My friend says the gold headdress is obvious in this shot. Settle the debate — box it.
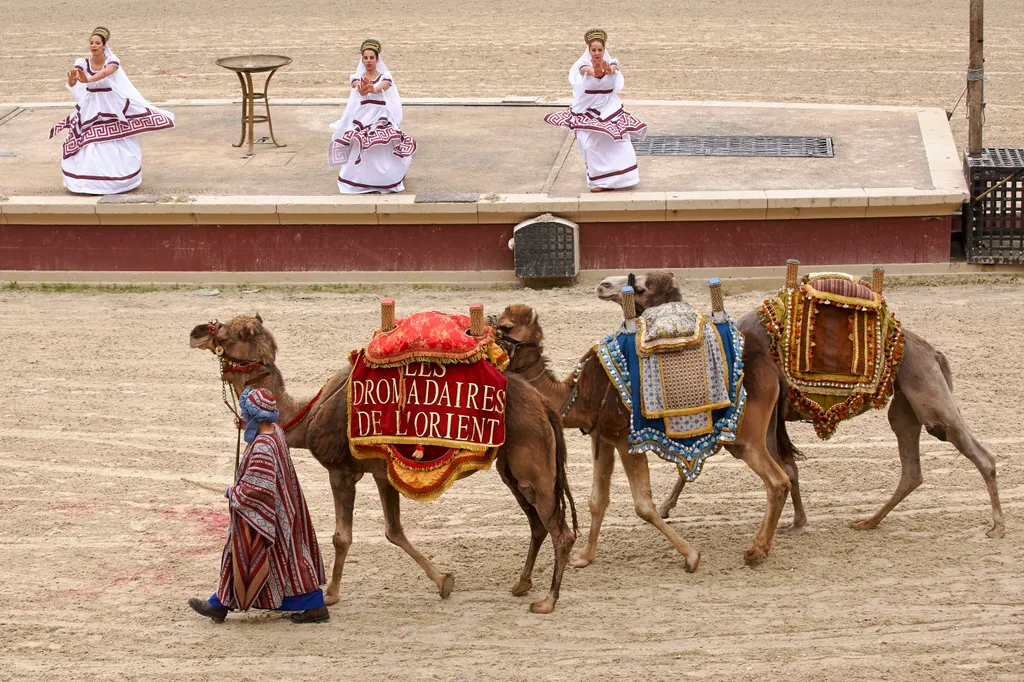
[360,39,382,55]
[584,29,607,44]
[91,26,111,42]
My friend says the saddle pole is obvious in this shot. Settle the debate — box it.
[785,259,800,289]
[620,285,637,332]
[381,298,397,332]
[871,267,885,294]
[469,303,485,336]
[708,277,727,322]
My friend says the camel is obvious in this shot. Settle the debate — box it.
[189,313,578,613]
[597,271,1004,540]
[496,272,792,569]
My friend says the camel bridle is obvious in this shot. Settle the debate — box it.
[495,331,544,378]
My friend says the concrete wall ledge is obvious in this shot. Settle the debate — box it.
[2,262,1020,290]
[0,188,966,226]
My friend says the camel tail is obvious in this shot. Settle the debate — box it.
[935,349,955,392]
[546,404,578,535]
[776,416,804,462]
[775,391,805,462]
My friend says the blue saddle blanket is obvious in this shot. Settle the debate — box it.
[595,319,746,481]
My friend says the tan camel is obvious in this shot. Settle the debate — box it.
[598,272,1005,540]
[496,275,792,569]
[189,313,578,613]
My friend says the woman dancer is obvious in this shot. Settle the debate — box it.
[544,29,647,192]
[49,27,175,194]
[329,39,417,194]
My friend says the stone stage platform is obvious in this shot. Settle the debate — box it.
[0,98,969,280]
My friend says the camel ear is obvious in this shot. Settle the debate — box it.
[255,312,263,324]
[528,309,537,326]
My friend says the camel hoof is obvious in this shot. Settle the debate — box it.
[684,551,701,573]
[849,517,879,531]
[744,546,768,565]
[657,505,672,520]
[439,573,455,599]
[776,522,807,537]
[323,593,340,606]
[511,578,532,596]
[987,524,1006,539]
[569,555,593,569]
[529,598,556,614]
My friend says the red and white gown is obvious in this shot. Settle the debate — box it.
[544,54,647,190]
[329,69,417,194]
[49,51,174,194]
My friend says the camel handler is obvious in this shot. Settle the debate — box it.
[188,387,329,624]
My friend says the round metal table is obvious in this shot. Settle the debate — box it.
[215,55,292,156]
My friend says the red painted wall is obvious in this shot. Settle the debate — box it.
[578,216,952,269]
[0,216,950,272]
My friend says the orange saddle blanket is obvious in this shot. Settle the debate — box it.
[758,274,905,439]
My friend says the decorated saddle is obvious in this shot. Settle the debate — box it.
[758,264,904,439]
[347,305,510,501]
[597,296,747,481]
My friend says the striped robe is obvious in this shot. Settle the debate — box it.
[216,425,325,611]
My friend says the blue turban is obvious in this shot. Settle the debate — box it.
[238,387,280,443]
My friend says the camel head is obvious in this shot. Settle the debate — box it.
[596,271,682,313]
[494,304,545,373]
[189,313,278,394]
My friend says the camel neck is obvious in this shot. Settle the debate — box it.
[519,357,580,426]
[249,368,312,450]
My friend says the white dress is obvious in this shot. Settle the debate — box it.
[50,51,174,194]
[329,72,417,194]
[544,53,647,190]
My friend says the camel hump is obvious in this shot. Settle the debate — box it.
[809,276,875,302]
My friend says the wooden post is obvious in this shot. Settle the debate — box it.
[381,298,396,332]
[968,0,984,157]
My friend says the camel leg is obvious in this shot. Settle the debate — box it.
[324,466,361,606]
[771,404,807,536]
[945,422,1005,538]
[496,458,548,596]
[502,457,575,614]
[374,476,456,598]
[776,453,807,536]
[729,441,791,565]
[618,448,701,572]
[860,378,1004,538]
[657,477,685,519]
[570,435,615,568]
[850,391,922,531]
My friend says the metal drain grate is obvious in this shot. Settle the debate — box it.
[966,147,1024,169]
[632,136,834,158]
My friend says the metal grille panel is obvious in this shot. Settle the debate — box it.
[632,135,834,158]
[964,148,1024,264]
[513,221,578,279]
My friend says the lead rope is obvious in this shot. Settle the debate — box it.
[218,355,243,474]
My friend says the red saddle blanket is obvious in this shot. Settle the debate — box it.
[347,311,509,501]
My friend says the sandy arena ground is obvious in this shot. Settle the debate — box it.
[0,281,1022,680]
[2,1,1023,151]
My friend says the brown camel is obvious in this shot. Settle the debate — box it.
[496,275,792,569]
[189,313,578,613]
[597,272,1005,540]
